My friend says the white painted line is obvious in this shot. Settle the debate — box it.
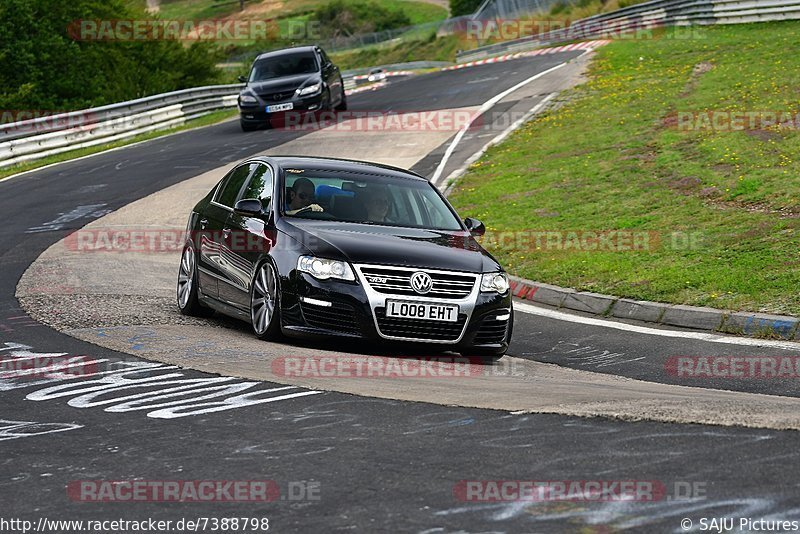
[0,115,238,186]
[430,61,568,186]
[514,301,800,350]
[437,45,599,194]
[442,93,557,195]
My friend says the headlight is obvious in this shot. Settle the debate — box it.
[296,83,322,96]
[297,255,355,281]
[239,94,257,105]
[480,272,509,294]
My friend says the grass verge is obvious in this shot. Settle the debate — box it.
[331,33,463,70]
[0,109,237,182]
[447,22,800,315]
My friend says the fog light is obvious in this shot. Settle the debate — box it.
[301,297,332,307]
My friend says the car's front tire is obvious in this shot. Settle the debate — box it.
[177,242,213,317]
[240,120,259,132]
[250,260,282,340]
[321,89,333,112]
[335,88,347,111]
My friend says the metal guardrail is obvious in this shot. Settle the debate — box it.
[0,60,453,171]
[456,0,800,61]
[0,84,243,170]
[342,61,453,78]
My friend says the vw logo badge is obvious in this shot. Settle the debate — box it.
[273,93,283,101]
[410,272,433,294]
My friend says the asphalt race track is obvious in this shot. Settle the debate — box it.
[3,51,800,532]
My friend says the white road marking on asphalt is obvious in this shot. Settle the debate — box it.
[25,204,109,233]
[442,93,557,195]
[0,115,239,185]
[514,301,800,350]
[467,76,500,84]
[431,61,567,186]
[0,342,325,418]
[0,419,84,441]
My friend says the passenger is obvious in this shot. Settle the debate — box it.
[285,178,323,215]
[363,186,392,223]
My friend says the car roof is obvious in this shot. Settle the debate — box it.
[248,156,428,182]
[255,46,319,61]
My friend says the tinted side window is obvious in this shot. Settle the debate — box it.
[240,164,274,211]
[215,164,256,207]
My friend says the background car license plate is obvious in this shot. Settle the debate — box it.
[266,102,293,113]
[386,300,459,322]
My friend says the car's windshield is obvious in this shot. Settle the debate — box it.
[249,52,318,82]
[281,169,463,231]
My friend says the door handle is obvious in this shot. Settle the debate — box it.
[222,228,231,236]
[200,218,208,228]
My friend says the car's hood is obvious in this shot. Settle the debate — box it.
[281,220,501,273]
[246,74,317,96]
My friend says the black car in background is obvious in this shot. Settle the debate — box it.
[237,46,347,131]
[177,156,512,357]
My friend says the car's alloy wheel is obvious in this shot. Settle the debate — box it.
[177,243,212,316]
[251,261,281,339]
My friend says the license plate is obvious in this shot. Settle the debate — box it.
[266,102,293,113]
[386,300,459,322]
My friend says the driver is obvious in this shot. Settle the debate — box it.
[285,178,323,215]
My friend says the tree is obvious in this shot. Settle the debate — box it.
[0,0,221,112]
[450,0,484,17]
[313,0,412,38]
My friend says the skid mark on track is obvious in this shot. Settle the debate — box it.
[523,340,645,369]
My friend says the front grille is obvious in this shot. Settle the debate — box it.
[474,316,509,345]
[375,307,466,341]
[301,301,359,335]
[360,267,476,299]
[256,91,291,101]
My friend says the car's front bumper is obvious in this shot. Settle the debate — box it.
[279,265,512,355]
[239,92,326,126]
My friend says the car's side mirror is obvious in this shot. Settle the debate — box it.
[234,198,263,217]
[464,217,485,236]
[237,75,247,83]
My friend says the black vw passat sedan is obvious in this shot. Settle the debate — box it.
[177,156,512,357]
[237,45,346,131]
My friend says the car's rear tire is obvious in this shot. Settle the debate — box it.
[177,243,213,317]
[250,260,282,340]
